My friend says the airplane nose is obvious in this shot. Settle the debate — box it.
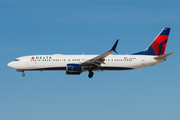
[7,62,14,68]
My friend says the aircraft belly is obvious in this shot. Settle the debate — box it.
[101,60,142,70]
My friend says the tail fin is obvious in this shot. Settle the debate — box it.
[133,28,170,56]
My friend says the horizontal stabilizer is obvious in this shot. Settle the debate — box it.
[154,52,174,60]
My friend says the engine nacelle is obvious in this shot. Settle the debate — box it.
[66,64,82,75]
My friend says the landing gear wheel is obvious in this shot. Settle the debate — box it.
[22,73,25,77]
[88,71,94,78]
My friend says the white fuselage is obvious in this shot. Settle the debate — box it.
[7,54,163,72]
[7,28,172,78]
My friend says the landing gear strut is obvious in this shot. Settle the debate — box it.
[22,71,25,77]
[88,71,94,78]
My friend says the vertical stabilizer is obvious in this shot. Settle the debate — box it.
[133,28,170,56]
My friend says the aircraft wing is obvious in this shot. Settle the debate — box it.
[81,40,119,68]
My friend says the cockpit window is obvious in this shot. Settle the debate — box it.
[14,59,20,61]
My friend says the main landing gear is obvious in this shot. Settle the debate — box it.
[88,71,94,78]
[88,66,94,78]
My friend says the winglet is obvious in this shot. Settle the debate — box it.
[111,39,119,54]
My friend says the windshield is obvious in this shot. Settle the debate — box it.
[14,59,20,61]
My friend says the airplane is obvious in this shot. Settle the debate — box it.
[7,28,173,78]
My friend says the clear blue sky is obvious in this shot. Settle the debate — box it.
[1,0,180,120]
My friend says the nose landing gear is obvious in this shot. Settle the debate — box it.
[22,71,25,77]
[17,69,25,77]
[22,73,25,77]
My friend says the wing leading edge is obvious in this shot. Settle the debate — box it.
[81,40,119,68]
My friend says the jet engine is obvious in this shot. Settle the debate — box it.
[66,64,82,75]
